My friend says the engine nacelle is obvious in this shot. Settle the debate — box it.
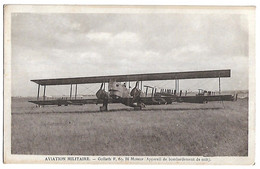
[130,87,141,98]
[96,89,108,100]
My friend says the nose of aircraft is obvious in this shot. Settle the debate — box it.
[108,81,118,91]
[108,81,123,99]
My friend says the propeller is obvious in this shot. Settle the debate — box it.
[135,81,139,88]
[100,83,104,89]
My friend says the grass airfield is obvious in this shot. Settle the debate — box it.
[11,97,248,156]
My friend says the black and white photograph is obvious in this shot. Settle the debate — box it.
[3,5,255,164]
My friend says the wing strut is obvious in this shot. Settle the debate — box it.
[37,84,40,100]
[219,75,221,94]
[175,79,180,94]
[43,85,46,101]
[75,84,78,99]
[70,84,73,99]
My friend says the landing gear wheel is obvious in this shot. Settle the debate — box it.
[133,102,145,110]
[100,106,108,112]
[134,107,142,110]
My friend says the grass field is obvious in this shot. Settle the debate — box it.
[11,97,248,156]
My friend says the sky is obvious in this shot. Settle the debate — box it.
[11,12,249,97]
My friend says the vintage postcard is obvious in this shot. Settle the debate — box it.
[3,5,255,164]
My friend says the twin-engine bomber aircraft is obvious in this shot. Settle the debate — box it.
[29,69,235,111]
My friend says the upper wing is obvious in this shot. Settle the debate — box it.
[31,69,231,86]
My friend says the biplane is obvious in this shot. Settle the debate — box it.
[29,69,235,111]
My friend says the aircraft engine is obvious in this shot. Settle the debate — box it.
[96,89,108,100]
[96,83,108,100]
[130,81,141,98]
[130,87,141,98]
